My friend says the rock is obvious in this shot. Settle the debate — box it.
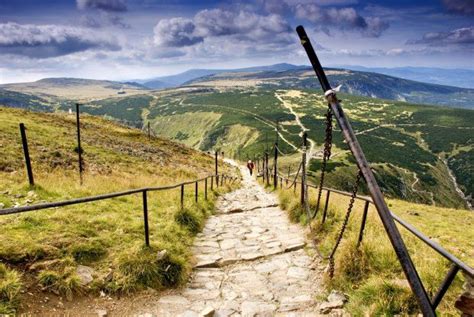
[284,241,306,252]
[327,290,347,304]
[157,249,168,261]
[319,291,347,313]
[199,307,215,317]
[136,313,155,317]
[287,267,310,280]
[241,301,276,317]
[96,309,107,317]
[76,265,95,285]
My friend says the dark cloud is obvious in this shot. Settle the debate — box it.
[153,18,204,47]
[294,3,389,37]
[153,9,292,48]
[76,0,127,12]
[0,22,121,58]
[80,13,130,29]
[408,26,474,46]
[442,0,474,15]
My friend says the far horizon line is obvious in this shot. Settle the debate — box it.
[1,62,474,86]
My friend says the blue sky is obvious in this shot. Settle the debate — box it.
[0,0,472,83]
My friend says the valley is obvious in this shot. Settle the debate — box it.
[0,65,472,209]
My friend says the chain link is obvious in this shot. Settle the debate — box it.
[313,107,333,219]
[328,169,363,278]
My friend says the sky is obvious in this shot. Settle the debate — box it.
[0,0,473,83]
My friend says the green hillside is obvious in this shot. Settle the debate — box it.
[140,88,472,209]
[0,107,237,313]
[1,82,472,209]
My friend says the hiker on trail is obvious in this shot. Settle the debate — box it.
[247,160,255,176]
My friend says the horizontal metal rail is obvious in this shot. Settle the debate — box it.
[276,173,473,278]
[0,174,234,216]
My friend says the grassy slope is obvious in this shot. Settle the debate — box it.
[272,182,473,316]
[0,106,238,313]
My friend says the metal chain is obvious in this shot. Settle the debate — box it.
[313,107,333,219]
[328,169,363,278]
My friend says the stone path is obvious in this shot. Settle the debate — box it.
[145,165,325,316]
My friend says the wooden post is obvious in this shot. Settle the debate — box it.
[19,123,34,186]
[75,103,83,185]
[195,181,198,203]
[357,201,370,247]
[180,184,184,209]
[273,142,278,189]
[265,152,270,187]
[322,190,331,224]
[215,151,219,187]
[301,132,307,206]
[143,190,150,247]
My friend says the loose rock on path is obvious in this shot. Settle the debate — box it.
[138,164,327,316]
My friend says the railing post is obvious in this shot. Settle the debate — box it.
[180,184,184,209]
[274,142,278,189]
[75,103,83,185]
[195,181,198,203]
[215,151,219,187]
[301,132,307,206]
[19,123,34,186]
[322,190,331,224]
[265,152,269,187]
[142,190,149,247]
[357,201,370,247]
[205,178,208,200]
[432,264,459,309]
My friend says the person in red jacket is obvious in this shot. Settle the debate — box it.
[247,160,255,176]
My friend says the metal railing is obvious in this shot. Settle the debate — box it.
[0,174,238,246]
[268,172,473,311]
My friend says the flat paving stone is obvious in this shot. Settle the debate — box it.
[141,163,324,315]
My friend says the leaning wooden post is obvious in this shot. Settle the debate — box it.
[75,103,84,185]
[297,25,434,316]
[19,123,34,186]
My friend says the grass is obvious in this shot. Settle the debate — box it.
[0,106,240,313]
[0,263,22,314]
[268,180,473,316]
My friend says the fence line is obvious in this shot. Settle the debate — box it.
[0,173,237,247]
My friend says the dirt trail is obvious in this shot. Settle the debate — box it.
[275,91,316,163]
[132,162,325,316]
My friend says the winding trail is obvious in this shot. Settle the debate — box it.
[275,92,317,163]
[136,163,325,316]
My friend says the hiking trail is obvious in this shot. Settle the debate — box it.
[134,162,326,316]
